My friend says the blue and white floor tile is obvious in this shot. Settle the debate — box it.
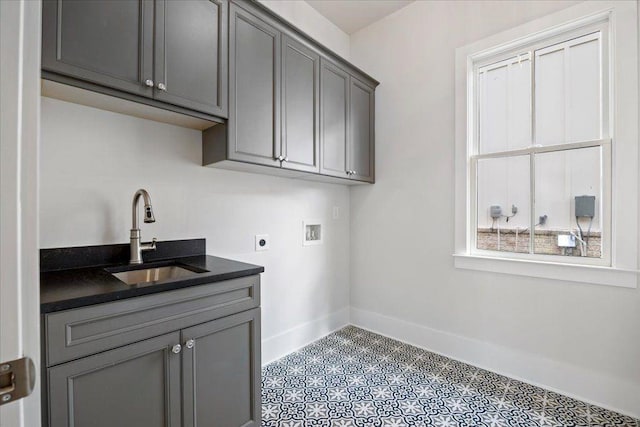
[262,326,638,427]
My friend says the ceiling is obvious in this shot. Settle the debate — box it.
[305,0,414,35]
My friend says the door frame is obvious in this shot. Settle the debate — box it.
[0,0,42,425]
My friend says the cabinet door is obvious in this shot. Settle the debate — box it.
[182,308,261,427]
[319,58,350,178]
[281,35,320,173]
[48,332,181,427]
[229,4,280,167]
[42,0,154,97]
[349,77,375,182]
[154,0,228,117]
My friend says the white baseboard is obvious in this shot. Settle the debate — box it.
[262,307,350,366]
[350,306,640,419]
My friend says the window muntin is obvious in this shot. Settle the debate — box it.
[470,25,609,264]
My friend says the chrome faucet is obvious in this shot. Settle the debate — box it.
[130,189,157,264]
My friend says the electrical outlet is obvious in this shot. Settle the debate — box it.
[255,234,269,251]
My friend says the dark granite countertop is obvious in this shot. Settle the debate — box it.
[40,239,264,313]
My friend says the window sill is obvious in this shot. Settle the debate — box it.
[453,254,637,288]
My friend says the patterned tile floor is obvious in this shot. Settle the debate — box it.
[261,326,639,427]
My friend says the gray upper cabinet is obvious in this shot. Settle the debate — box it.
[319,59,375,183]
[42,0,377,183]
[281,35,320,173]
[182,309,261,427]
[319,58,350,179]
[204,1,377,185]
[154,0,228,116]
[349,77,375,183]
[42,0,228,118]
[48,332,182,427]
[217,6,324,173]
[228,3,280,167]
[42,0,154,97]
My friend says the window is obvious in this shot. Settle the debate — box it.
[454,1,639,287]
[473,26,609,265]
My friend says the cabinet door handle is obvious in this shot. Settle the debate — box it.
[157,83,167,91]
[185,339,195,349]
[144,79,154,87]
[171,344,182,354]
[352,170,357,176]
[283,157,289,162]
[346,170,351,176]
[276,155,284,162]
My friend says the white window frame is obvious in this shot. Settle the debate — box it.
[454,1,638,288]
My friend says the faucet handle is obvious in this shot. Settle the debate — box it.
[141,238,157,252]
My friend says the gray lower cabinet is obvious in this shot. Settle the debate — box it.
[182,309,261,427]
[43,277,261,427]
[42,0,228,118]
[48,332,182,427]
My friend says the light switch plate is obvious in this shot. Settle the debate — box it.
[332,206,340,220]
[255,234,269,251]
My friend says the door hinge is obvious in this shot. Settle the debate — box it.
[0,357,35,406]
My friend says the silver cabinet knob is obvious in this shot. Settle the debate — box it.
[276,155,284,162]
[144,79,154,87]
[352,170,357,175]
[346,170,351,175]
[283,157,289,162]
[157,83,167,91]
[171,344,182,354]
[185,339,195,349]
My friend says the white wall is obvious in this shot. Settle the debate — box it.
[259,0,350,59]
[39,2,352,364]
[349,0,640,417]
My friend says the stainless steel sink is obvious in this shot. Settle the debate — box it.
[111,265,201,285]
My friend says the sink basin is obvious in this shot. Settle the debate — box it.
[108,263,206,285]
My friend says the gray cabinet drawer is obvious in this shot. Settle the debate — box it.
[45,275,259,366]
